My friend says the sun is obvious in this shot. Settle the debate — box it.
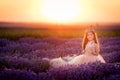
[41,0,82,23]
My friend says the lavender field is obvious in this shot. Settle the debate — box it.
[0,36,120,80]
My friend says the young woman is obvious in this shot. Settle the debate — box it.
[44,27,106,68]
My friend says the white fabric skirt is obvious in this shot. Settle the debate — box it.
[49,54,105,68]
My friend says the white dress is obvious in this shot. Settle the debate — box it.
[49,41,106,68]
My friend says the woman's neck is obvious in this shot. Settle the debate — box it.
[88,40,94,42]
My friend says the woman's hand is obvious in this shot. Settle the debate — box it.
[81,50,85,54]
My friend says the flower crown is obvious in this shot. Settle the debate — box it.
[85,25,95,33]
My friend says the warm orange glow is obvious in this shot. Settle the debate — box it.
[41,0,82,23]
[0,0,120,24]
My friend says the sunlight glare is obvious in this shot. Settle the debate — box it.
[41,0,83,23]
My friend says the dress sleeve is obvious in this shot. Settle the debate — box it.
[91,44,99,56]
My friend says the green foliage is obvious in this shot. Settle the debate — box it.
[0,29,120,40]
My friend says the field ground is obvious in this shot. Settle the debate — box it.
[0,28,120,40]
[0,24,120,80]
[0,36,120,80]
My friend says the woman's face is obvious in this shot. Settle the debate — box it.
[87,31,94,41]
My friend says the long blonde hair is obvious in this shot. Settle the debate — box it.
[82,30,100,52]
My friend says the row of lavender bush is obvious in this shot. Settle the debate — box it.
[0,37,120,80]
[0,61,120,80]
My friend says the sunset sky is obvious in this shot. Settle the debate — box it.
[0,0,120,24]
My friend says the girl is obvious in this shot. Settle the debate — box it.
[44,27,106,68]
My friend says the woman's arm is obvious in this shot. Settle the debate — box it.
[91,44,99,56]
